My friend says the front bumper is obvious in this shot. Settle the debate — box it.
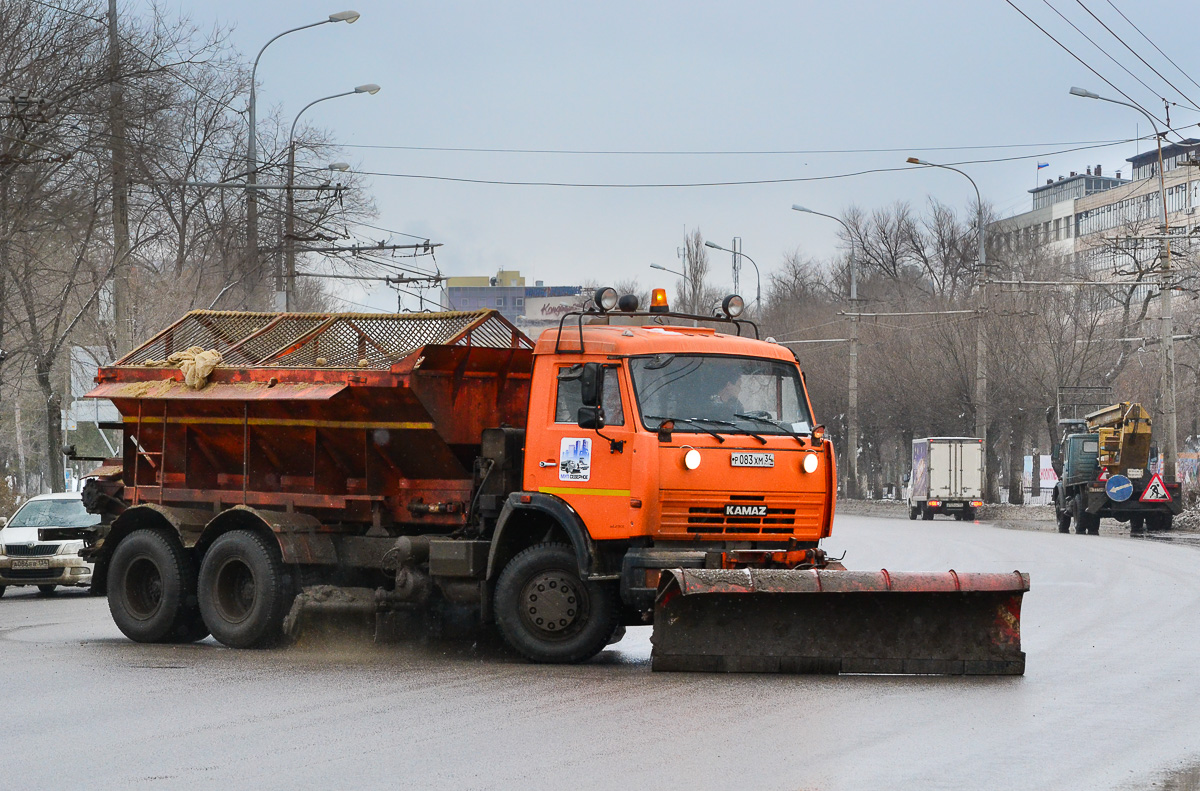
[0,555,93,587]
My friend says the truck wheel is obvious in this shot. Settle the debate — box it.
[0,585,6,598]
[953,513,962,521]
[198,530,292,649]
[1129,516,1145,533]
[1056,510,1071,533]
[921,508,934,521]
[494,543,619,664]
[908,506,918,521]
[107,528,200,643]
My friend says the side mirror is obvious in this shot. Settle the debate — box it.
[579,362,605,407]
[577,406,606,430]
[902,473,911,484]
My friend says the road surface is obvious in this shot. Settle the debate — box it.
[3,514,1199,790]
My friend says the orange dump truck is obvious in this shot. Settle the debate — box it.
[78,291,1029,673]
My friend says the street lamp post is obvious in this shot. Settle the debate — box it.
[247,10,360,297]
[284,84,380,310]
[1069,86,1178,482]
[650,262,686,278]
[792,204,860,498]
[704,241,761,314]
[906,156,991,499]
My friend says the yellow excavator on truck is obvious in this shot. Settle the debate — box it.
[1048,386,1181,534]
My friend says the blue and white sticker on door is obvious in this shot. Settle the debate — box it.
[560,437,592,481]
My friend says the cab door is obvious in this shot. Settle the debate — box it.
[524,362,637,540]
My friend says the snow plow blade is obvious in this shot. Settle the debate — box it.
[650,569,1029,675]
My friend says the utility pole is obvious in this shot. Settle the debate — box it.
[107,0,132,353]
[904,158,991,499]
[1069,86,1178,481]
[731,236,741,296]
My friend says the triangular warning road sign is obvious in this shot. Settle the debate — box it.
[1139,473,1172,502]
[1096,468,1109,482]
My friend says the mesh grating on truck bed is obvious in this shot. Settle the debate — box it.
[116,310,532,370]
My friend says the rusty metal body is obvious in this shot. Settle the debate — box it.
[651,569,1029,675]
[88,310,532,530]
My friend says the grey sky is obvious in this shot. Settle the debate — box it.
[189,0,1199,309]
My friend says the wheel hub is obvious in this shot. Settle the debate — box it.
[520,571,582,637]
[124,556,163,620]
[214,558,256,624]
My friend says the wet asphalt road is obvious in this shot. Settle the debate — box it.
[4,514,1200,791]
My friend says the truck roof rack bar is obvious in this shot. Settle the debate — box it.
[553,309,759,354]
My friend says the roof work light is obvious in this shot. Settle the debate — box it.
[594,287,619,312]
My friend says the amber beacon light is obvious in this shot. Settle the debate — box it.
[649,288,670,313]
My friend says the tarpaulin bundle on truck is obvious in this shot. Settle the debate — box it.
[651,568,1029,675]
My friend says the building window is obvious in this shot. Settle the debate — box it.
[495,297,505,307]
[514,297,524,307]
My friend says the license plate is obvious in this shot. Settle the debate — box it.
[731,452,774,468]
[12,558,50,570]
[1126,468,1143,478]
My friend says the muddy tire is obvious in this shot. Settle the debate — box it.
[198,530,291,649]
[37,584,57,595]
[921,508,934,521]
[0,585,6,598]
[107,528,201,643]
[494,543,619,664]
[1056,510,1071,533]
[908,506,918,521]
[1129,515,1145,533]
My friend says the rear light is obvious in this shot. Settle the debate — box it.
[519,495,532,504]
[644,568,662,588]
[928,500,941,507]
[970,500,983,507]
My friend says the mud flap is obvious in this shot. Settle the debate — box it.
[650,569,1029,675]
[282,585,378,645]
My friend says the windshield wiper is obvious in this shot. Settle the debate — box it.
[644,415,726,443]
[696,418,768,445]
[734,412,806,444]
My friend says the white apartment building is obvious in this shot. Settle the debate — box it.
[994,140,1200,273]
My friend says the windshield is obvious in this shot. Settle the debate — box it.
[629,354,813,435]
[7,498,99,529]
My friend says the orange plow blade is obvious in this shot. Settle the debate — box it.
[650,569,1029,675]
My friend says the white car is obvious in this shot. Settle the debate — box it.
[0,492,96,596]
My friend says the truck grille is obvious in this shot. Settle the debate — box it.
[660,491,824,538]
[4,544,59,557]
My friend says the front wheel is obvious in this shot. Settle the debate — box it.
[37,584,57,595]
[198,530,291,648]
[494,543,619,664]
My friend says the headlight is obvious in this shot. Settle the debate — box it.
[57,541,85,555]
[684,449,702,470]
[802,453,819,473]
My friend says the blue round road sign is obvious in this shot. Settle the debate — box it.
[1105,474,1133,502]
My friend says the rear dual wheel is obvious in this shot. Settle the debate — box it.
[197,530,292,649]
[921,508,934,521]
[494,543,619,664]
[108,529,209,644]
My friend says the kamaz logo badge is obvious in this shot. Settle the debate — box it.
[725,504,767,517]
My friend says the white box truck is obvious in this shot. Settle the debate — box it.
[907,437,984,521]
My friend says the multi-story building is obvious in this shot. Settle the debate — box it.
[442,269,583,330]
[994,140,1200,272]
